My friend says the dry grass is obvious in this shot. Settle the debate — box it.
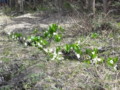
[0,11,120,90]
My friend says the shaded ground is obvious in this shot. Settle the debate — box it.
[0,11,120,90]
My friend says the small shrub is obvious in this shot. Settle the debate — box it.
[106,57,118,70]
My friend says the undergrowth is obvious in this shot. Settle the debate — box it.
[9,24,119,71]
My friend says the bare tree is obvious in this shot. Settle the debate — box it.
[18,0,24,12]
[92,0,96,14]
[85,0,96,14]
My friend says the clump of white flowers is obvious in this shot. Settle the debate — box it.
[77,40,81,45]
[37,42,43,48]
[51,51,64,61]
[113,65,117,71]
[92,57,102,63]
[53,32,57,35]
[107,57,119,70]
[75,53,81,59]
[92,51,95,55]
[44,48,53,53]
[109,59,114,64]
[43,48,64,61]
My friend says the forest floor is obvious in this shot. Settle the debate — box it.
[0,11,120,90]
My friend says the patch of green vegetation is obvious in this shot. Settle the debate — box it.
[91,33,99,38]
[9,24,119,70]
[1,57,10,63]
[9,32,22,40]
[107,57,118,67]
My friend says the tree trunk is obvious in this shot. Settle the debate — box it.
[103,0,108,14]
[93,0,96,14]
[18,0,24,12]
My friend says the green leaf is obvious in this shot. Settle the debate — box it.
[48,34,53,38]
[113,57,119,63]
[93,48,98,54]
[64,44,71,52]
[30,36,41,42]
[86,49,92,54]
[52,24,58,31]
[84,60,91,64]
[48,24,58,34]
[91,54,97,59]
[91,33,99,38]
[85,48,98,59]
[106,57,118,67]
[72,44,81,54]
[40,39,48,46]
[54,34,62,42]
[10,33,23,40]
[16,33,22,37]
[44,31,49,38]
[56,46,61,53]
